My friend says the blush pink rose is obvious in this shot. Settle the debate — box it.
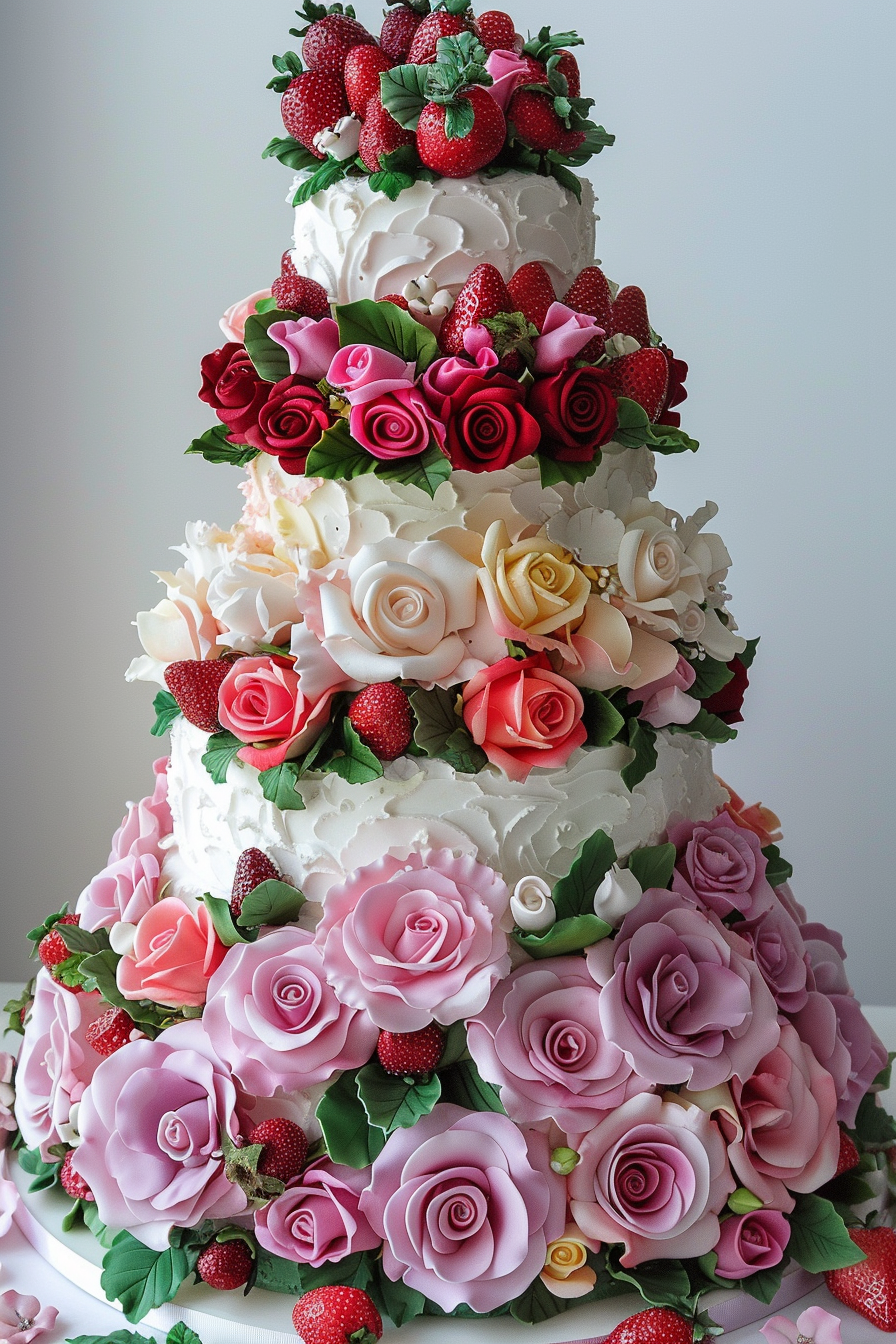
[220,288,273,342]
[484,49,535,112]
[108,757,171,861]
[713,1209,791,1279]
[790,989,888,1129]
[255,1158,381,1266]
[268,315,340,381]
[727,1022,840,1210]
[533,303,604,372]
[328,343,416,403]
[568,1093,735,1267]
[71,1021,248,1250]
[462,653,588,783]
[420,344,499,416]
[466,957,651,1131]
[761,1306,844,1344]
[669,812,777,920]
[76,851,162,932]
[360,1104,566,1313]
[629,654,701,729]
[349,385,444,460]
[315,850,511,1032]
[731,898,810,1015]
[116,899,226,1008]
[15,975,107,1159]
[203,926,379,1095]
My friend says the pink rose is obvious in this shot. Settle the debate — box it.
[466,957,651,1131]
[728,1023,840,1209]
[255,1158,381,1266]
[116,898,226,1008]
[568,1093,735,1267]
[761,1306,844,1344]
[203,926,379,1095]
[108,757,171,860]
[72,1021,248,1249]
[268,315,340,381]
[533,303,604,373]
[76,851,162,932]
[801,922,851,995]
[315,849,511,1032]
[327,344,416,404]
[349,385,444,460]
[0,1053,16,1143]
[219,288,273,343]
[669,812,777,920]
[360,1104,566,1313]
[462,653,588,783]
[790,989,888,1129]
[713,1209,791,1279]
[731,898,810,1014]
[0,1291,59,1344]
[484,48,535,112]
[629,654,701,729]
[421,345,500,416]
[15,975,107,1159]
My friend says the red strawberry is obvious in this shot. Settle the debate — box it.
[825,1226,896,1331]
[85,1006,139,1057]
[605,1308,695,1344]
[38,913,80,970]
[344,45,394,119]
[508,87,585,155]
[507,261,556,332]
[565,266,614,329]
[610,284,652,346]
[380,3,426,64]
[292,1286,383,1344]
[197,1239,254,1291]
[301,13,377,76]
[377,1025,445,1076]
[380,293,411,310]
[247,1118,309,1184]
[281,72,349,157]
[417,85,506,178]
[475,11,517,53]
[555,49,581,96]
[272,253,331,318]
[231,847,281,919]
[358,93,416,173]
[836,1126,861,1176]
[438,262,513,355]
[407,11,473,65]
[605,347,670,422]
[164,659,231,734]
[61,1151,95,1203]
[348,683,414,761]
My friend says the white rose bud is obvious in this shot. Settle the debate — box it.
[109,921,139,957]
[605,333,642,359]
[593,864,643,927]
[313,115,361,162]
[511,876,556,932]
[403,275,455,319]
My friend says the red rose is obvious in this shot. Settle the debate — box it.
[703,654,749,725]
[199,342,270,441]
[659,347,689,428]
[528,364,618,462]
[248,375,334,473]
[443,372,542,472]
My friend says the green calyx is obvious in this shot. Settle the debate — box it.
[480,310,539,365]
[26,904,70,954]
[290,2,357,37]
[550,1147,581,1177]
[381,32,492,138]
[221,1131,285,1203]
[386,0,431,12]
[433,0,474,16]
[347,1330,379,1344]
[728,1186,765,1215]
[522,26,584,64]
[267,50,303,94]
[519,58,595,132]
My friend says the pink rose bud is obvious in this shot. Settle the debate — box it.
[533,303,604,374]
[713,1209,791,1279]
[484,49,535,112]
[327,344,416,405]
[267,316,341,382]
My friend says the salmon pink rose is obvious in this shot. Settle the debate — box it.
[713,1209,791,1279]
[199,342,269,442]
[462,653,587,783]
[720,784,783,847]
[117,899,226,1009]
[349,386,444,460]
[220,288,273,343]
[315,850,511,1032]
[528,364,618,462]
[255,1158,381,1266]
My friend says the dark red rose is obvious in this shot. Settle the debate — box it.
[703,654,749,725]
[528,364,618,462]
[199,343,270,440]
[247,374,333,474]
[443,372,542,472]
[659,347,689,428]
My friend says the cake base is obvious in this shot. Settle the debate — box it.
[8,1153,823,1343]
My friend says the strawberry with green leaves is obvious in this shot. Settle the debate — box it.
[406,0,474,65]
[380,0,431,63]
[292,1287,383,1344]
[507,29,593,156]
[437,262,513,355]
[281,69,350,157]
[292,2,377,75]
[358,94,417,173]
[344,45,394,117]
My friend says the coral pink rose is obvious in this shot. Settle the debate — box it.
[719,783,783,847]
[315,850,511,1032]
[568,1093,735,1267]
[117,899,226,1008]
[349,386,444,460]
[255,1158,381,1266]
[199,342,269,442]
[327,344,416,403]
[442,371,541,472]
[462,653,588,783]
[629,654,700,729]
[713,1209,791,1279]
[533,303,604,372]
[220,288,273,343]
[108,757,171,861]
[268,315,340,381]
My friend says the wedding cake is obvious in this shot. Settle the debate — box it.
[9,2,895,1339]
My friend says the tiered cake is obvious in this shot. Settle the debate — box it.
[8,2,895,1339]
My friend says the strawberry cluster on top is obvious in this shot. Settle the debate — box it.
[264,1,614,202]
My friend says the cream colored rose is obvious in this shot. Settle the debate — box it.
[479,520,591,661]
[207,553,302,651]
[510,876,556,932]
[271,480,350,570]
[593,863,643,927]
[127,567,221,686]
[540,1222,601,1299]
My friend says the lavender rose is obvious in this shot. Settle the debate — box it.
[254,1159,381,1266]
[203,927,379,1096]
[588,888,780,1091]
[76,851,162,932]
[791,990,888,1129]
[568,1093,735,1266]
[669,813,776,919]
[732,898,810,1014]
[713,1209,791,1279]
[466,957,651,1131]
[71,1021,248,1249]
[359,1104,565,1313]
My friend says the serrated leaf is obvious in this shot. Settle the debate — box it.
[669,708,738,745]
[368,170,416,201]
[292,155,350,206]
[581,688,626,747]
[151,689,182,738]
[380,64,429,131]
[202,730,243,785]
[258,759,306,811]
[185,423,259,467]
[611,396,653,449]
[237,878,305,929]
[67,1334,154,1344]
[444,100,476,140]
[356,1063,442,1133]
[787,1194,867,1273]
[201,893,250,949]
[740,636,761,670]
[262,135,320,172]
[621,719,658,790]
[18,1147,61,1192]
[552,827,617,920]
[101,1232,195,1323]
[334,297,440,374]
[515,913,612,958]
[689,655,735,700]
[761,843,794,888]
[538,451,600,488]
[628,843,676,892]
[321,720,385,785]
[317,1070,387,1168]
[305,418,377,483]
[78,950,164,1032]
[243,307,301,382]
[852,1092,896,1148]
[438,1057,505,1114]
[376,444,451,498]
[439,728,488,774]
[57,923,111,957]
[253,1247,306,1294]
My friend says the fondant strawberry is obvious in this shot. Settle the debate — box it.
[605,1308,695,1343]
[605,347,670,422]
[38,913,80,971]
[197,1238,254,1291]
[564,266,613,361]
[60,1151,95,1203]
[825,1226,896,1331]
[555,49,581,97]
[348,683,414,760]
[475,10,517,53]
[358,93,416,173]
[164,659,231,734]
[299,7,377,75]
[292,1286,383,1344]
[407,8,474,65]
[272,252,331,318]
[85,1006,139,1057]
[508,87,585,155]
[247,1118,309,1183]
[417,84,506,178]
[344,45,394,119]
[281,71,350,157]
[377,1024,445,1076]
[836,1126,861,1176]
[611,284,652,346]
[508,261,556,332]
[230,847,281,919]
[380,1,428,64]
[438,263,513,355]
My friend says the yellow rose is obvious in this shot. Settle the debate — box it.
[480,520,591,645]
[540,1222,601,1299]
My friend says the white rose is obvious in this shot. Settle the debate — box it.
[313,115,361,161]
[207,553,302,651]
[593,864,643,926]
[127,566,221,686]
[272,480,350,569]
[510,876,556,932]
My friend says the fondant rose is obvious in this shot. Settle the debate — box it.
[206,553,302,653]
[133,569,221,673]
[588,887,780,1090]
[76,851,162,933]
[327,344,416,403]
[203,927,379,1095]
[220,289,273,343]
[484,48,534,112]
[462,653,588,783]
[359,1104,565,1313]
[720,784,782,847]
[349,387,442,460]
[528,364,618,462]
[568,1093,735,1266]
[713,1209,790,1279]
[801,923,851,995]
[199,342,269,441]
[15,975,107,1159]
[540,1222,602,1299]
[727,1023,840,1209]
[533,303,604,373]
[732,899,810,1014]
[315,850,511,1032]
[254,1158,381,1266]
[116,899,226,1008]
[442,372,541,471]
[467,958,651,1131]
[629,654,700,729]
[704,654,750,725]
[790,990,888,1129]
[71,1022,248,1249]
[268,315,340,380]
[108,758,171,861]
[246,375,333,472]
[478,521,591,652]
[420,345,500,416]
[669,812,776,919]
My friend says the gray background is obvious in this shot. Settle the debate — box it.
[1,1,893,1000]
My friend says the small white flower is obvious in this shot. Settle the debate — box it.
[510,876,556,932]
[313,115,361,161]
[109,921,139,957]
[403,275,454,318]
[57,1100,82,1148]
[593,864,643,926]
[605,333,641,358]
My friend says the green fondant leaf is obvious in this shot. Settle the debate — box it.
[305,418,377,483]
[368,170,416,201]
[552,827,617,920]
[243,307,301,383]
[510,1275,572,1324]
[787,1194,867,1273]
[374,1267,428,1327]
[317,1071,387,1168]
[186,424,259,467]
[299,1251,374,1294]
[258,759,306,811]
[437,1020,471,1070]
[262,135,320,172]
[628,843,677,892]
[252,1247,305,1294]
[324,721,384,784]
[151,690,182,738]
[852,1092,896,1149]
[581,688,626,747]
[167,1326,203,1344]
[537,452,600,489]
[67,1334,154,1344]
[57,923,111,957]
[202,731,243,785]
[606,1252,697,1313]
[100,1231,195,1323]
[356,1063,442,1133]
[669,709,738,745]
[83,1199,117,1248]
[649,423,700,455]
[689,655,736,700]
[335,298,440,374]
[411,686,462,754]
[741,1262,788,1305]
[201,894,250,949]
[739,636,761,670]
[236,878,305,929]
[611,397,653,449]
[376,444,451,498]
[18,1146,61,1193]
[549,160,582,200]
[438,1058,505,1114]
[621,719,658,790]
[514,913,612,959]
[292,155,351,206]
[380,64,429,131]
[762,844,794,888]
[444,99,476,141]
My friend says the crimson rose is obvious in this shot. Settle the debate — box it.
[528,364,618,462]
[247,374,333,473]
[199,342,269,441]
[441,372,541,472]
[704,654,749,725]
